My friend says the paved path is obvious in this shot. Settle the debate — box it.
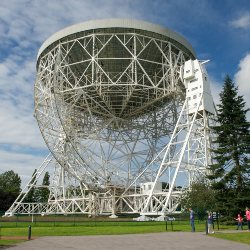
[6,232,250,250]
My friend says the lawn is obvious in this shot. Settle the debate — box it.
[0,216,243,247]
[0,239,26,247]
[0,219,219,236]
[0,219,207,247]
[0,221,201,237]
[210,232,250,245]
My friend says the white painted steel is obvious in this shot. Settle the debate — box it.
[5,20,216,217]
[37,19,196,59]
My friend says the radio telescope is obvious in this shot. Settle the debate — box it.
[6,19,216,217]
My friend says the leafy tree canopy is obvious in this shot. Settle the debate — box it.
[24,169,37,202]
[35,171,50,203]
[0,170,21,211]
[180,181,216,219]
[0,170,21,194]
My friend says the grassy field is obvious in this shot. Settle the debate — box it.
[0,220,210,236]
[0,239,26,246]
[0,218,206,247]
[210,232,250,245]
[0,216,246,247]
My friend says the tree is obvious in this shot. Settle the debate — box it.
[208,75,250,216]
[0,170,21,211]
[24,169,37,202]
[180,181,216,219]
[35,171,50,202]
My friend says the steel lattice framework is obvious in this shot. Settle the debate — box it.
[5,19,216,217]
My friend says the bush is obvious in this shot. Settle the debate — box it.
[219,216,235,225]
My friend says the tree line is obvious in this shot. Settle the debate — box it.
[0,170,50,212]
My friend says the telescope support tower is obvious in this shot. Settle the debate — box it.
[5,59,216,217]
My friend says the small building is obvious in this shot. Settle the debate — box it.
[141,182,162,195]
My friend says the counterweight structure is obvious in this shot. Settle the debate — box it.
[5,19,216,217]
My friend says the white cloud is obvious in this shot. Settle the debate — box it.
[0,54,45,148]
[1,0,249,188]
[209,77,222,106]
[0,150,48,187]
[230,12,250,29]
[234,53,250,109]
[0,0,142,47]
[0,0,142,186]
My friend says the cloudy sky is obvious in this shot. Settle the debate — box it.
[0,0,250,186]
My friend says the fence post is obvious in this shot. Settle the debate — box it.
[205,220,208,235]
[28,225,32,240]
[217,212,220,231]
[171,220,173,231]
[165,220,168,231]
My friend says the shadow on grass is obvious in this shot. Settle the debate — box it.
[0,239,27,248]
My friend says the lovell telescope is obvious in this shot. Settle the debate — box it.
[5,19,216,219]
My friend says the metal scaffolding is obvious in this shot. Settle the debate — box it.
[5,19,216,218]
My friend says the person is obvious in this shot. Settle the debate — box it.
[207,212,214,234]
[235,213,243,230]
[189,208,195,232]
[246,207,250,231]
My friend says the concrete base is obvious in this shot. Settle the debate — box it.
[109,214,118,219]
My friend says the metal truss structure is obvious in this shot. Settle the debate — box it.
[5,19,216,217]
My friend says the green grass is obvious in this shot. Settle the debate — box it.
[0,239,26,246]
[0,223,170,237]
[0,220,231,237]
[0,218,242,247]
[210,232,250,245]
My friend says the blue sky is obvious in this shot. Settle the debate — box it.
[0,0,250,185]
